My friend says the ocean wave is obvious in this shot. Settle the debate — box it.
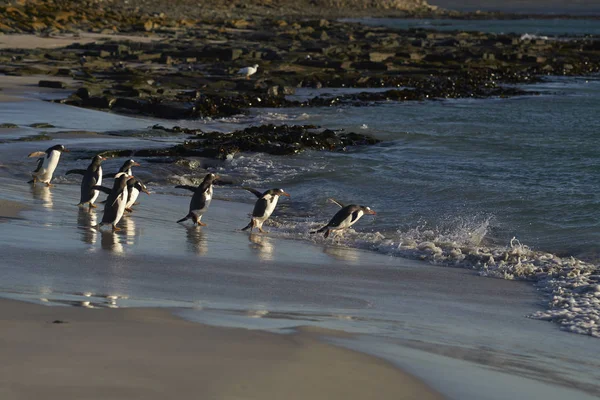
[263,215,600,338]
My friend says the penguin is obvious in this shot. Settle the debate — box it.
[66,154,106,208]
[93,173,134,231]
[311,199,376,238]
[27,144,69,186]
[105,159,140,178]
[241,188,290,233]
[125,177,150,213]
[175,173,219,226]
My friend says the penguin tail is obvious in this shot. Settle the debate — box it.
[177,214,191,224]
[241,220,254,231]
[310,225,328,235]
[323,229,331,238]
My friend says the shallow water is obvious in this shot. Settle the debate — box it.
[344,17,600,37]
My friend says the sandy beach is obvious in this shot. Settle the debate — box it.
[0,298,442,400]
[2,19,600,399]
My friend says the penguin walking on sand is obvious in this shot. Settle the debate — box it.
[27,144,69,186]
[125,177,150,213]
[241,188,290,233]
[93,173,134,231]
[175,173,219,226]
[66,154,106,208]
[311,198,376,238]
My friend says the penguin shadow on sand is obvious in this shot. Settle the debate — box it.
[77,207,98,245]
[185,225,208,255]
[248,233,275,261]
[30,185,53,209]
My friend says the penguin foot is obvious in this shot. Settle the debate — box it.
[45,183,53,187]
[112,226,121,232]
[198,222,207,226]
[258,228,268,234]
[89,203,97,209]
[125,207,133,213]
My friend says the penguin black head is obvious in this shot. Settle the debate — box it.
[128,177,150,195]
[267,188,290,198]
[92,155,106,166]
[47,144,69,154]
[360,206,376,215]
[120,159,140,172]
[115,173,134,189]
[202,173,219,184]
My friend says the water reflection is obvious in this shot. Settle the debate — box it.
[31,185,53,208]
[77,207,97,244]
[323,245,360,262]
[101,230,124,254]
[186,226,207,255]
[120,217,136,246]
[248,233,274,261]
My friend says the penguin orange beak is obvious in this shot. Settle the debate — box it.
[282,192,290,197]
[127,175,135,181]
[214,175,221,181]
[366,209,376,215]
[99,156,107,161]
[142,188,150,195]
[63,148,70,153]
[133,162,141,167]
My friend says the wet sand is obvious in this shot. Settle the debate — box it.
[0,298,442,400]
[0,199,27,220]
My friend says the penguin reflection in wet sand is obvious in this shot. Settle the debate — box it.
[242,188,290,233]
[125,177,150,213]
[311,198,376,238]
[175,173,219,226]
[93,173,134,231]
[27,144,69,186]
[66,155,106,208]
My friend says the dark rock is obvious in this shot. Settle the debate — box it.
[39,80,66,89]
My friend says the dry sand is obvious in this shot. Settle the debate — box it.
[0,32,159,50]
[0,298,443,400]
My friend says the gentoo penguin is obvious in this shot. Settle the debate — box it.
[175,173,219,226]
[311,199,376,238]
[27,144,69,186]
[241,187,290,233]
[66,154,106,208]
[93,173,134,231]
[105,159,140,178]
[125,177,150,213]
[237,64,259,79]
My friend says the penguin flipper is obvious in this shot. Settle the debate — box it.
[92,185,112,195]
[241,220,254,231]
[175,185,196,192]
[310,225,329,235]
[328,198,345,208]
[28,151,46,158]
[243,187,263,199]
[66,169,87,175]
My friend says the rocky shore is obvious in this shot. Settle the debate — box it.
[1,0,600,158]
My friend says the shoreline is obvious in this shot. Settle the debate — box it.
[0,297,443,400]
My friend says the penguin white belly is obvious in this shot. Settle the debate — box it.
[90,169,102,204]
[126,187,140,209]
[36,151,61,183]
[113,187,128,226]
[335,210,364,230]
[192,186,213,216]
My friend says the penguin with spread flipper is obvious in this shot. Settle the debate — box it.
[93,173,134,231]
[175,173,219,226]
[241,188,290,233]
[311,199,376,238]
[28,144,69,186]
[66,154,106,208]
